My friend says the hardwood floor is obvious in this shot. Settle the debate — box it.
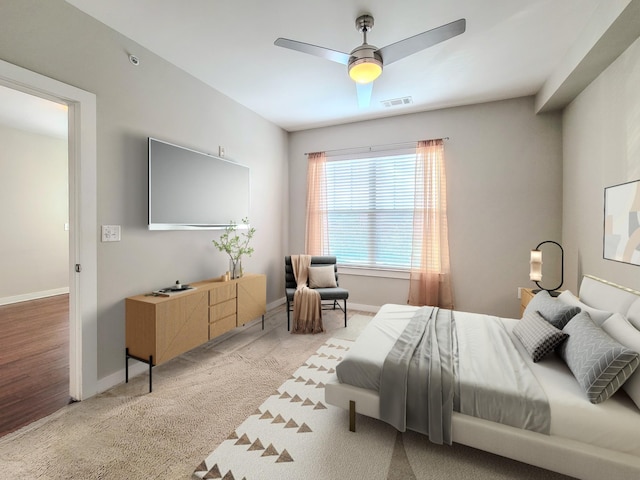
[0,294,70,437]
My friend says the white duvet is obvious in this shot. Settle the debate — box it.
[336,304,640,457]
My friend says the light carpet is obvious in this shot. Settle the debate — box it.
[0,310,573,479]
[194,323,574,480]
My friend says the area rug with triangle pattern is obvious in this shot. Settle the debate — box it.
[192,337,398,480]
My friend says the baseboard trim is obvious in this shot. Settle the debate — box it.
[97,361,147,394]
[348,302,380,313]
[0,288,70,306]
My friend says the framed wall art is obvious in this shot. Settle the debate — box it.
[604,179,640,266]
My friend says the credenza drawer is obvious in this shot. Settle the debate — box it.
[210,298,236,321]
[209,283,236,305]
[209,313,236,338]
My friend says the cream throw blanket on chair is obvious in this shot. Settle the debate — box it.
[291,255,323,334]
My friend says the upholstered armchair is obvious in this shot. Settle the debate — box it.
[284,255,349,330]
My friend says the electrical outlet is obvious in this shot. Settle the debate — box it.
[101,225,121,242]
[218,145,225,157]
[517,287,522,299]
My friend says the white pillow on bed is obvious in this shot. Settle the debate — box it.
[557,290,613,326]
[601,313,640,410]
[308,265,337,288]
[558,311,640,404]
[625,298,640,330]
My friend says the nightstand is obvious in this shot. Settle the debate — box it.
[519,288,535,317]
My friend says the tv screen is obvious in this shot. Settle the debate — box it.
[148,138,250,230]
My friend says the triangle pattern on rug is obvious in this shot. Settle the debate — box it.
[194,337,360,480]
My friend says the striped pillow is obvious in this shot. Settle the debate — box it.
[558,311,640,404]
[514,311,568,362]
[601,313,640,410]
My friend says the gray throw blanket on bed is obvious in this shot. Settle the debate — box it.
[379,306,455,445]
[379,307,551,446]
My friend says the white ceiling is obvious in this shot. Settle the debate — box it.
[62,0,601,132]
[21,0,596,134]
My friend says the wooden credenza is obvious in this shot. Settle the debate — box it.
[125,273,266,391]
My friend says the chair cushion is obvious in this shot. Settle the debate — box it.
[314,287,349,300]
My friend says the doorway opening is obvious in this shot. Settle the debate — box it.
[0,86,71,435]
[0,59,98,410]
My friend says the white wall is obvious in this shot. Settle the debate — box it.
[289,97,563,318]
[0,125,68,301]
[0,0,288,380]
[563,36,640,293]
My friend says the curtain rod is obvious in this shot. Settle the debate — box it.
[304,137,449,156]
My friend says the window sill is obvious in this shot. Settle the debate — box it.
[338,266,410,280]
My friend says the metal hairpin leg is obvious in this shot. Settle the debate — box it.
[125,348,154,393]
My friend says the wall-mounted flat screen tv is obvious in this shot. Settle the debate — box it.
[148,138,250,230]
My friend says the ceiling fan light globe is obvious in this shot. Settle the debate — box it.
[348,59,382,84]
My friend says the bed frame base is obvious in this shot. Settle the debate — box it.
[326,379,640,480]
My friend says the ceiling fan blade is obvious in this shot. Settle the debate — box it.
[274,38,351,65]
[356,82,373,108]
[378,18,466,66]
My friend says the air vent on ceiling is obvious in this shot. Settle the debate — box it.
[381,96,413,108]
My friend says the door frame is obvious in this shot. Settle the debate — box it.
[0,59,97,400]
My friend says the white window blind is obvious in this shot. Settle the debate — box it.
[323,153,417,269]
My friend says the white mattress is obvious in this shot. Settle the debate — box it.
[334,304,640,457]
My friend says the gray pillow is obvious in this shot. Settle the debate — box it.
[558,311,640,404]
[513,311,568,362]
[523,290,580,329]
[601,313,640,410]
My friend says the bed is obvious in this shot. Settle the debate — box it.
[325,275,640,480]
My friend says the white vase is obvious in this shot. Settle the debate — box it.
[229,258,243,279]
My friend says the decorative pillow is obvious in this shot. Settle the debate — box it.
[513,311,568,362]
[523,290,581,330]
[308,265,337,288]
[559,311,640,404]
[601,313,640,410]
[557,290,613,326]
[626,298,640,330]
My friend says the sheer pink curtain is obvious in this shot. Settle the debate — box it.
[305,152,328,255]
[408,139,454,308]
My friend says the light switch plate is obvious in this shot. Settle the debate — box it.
[102,225,121,242]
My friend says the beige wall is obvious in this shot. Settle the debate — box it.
[289,97,563,318]
[0,0,288,379]
[563,36,640,293]
[0,125,68,301]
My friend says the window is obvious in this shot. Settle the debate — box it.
[321,152,418,270]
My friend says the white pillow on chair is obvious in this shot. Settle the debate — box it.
[308,265,337,288]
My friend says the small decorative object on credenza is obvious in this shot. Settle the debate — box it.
[152,280,195,296]
[212,217,256,279]
[529,240,564,297]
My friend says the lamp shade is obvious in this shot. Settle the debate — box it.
[348,58,382,84]
[529,240,564,293]
[529,249,543,281]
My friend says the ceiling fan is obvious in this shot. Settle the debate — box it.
[274,15,466,107]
